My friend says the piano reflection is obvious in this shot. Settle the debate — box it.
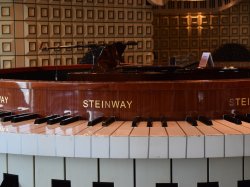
[0,42,250,187]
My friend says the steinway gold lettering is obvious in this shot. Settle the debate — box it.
[0,96,8,104]
[83,100,132,109]
[230,97,250,106]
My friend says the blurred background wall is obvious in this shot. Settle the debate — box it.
[0,0,249,68]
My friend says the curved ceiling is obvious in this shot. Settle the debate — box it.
[148,0,243,13]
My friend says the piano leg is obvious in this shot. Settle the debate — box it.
[172,158,207,187]
[66,158,97,187]
[209,157,242,187]
[136,159,171,187]
[35,156,64,187]
[0,154,6,182]
[8,154,33,187]
[99,158,133,187]
[244,157,250,180]
[0,156,250,187]
[237,156,250,187]
[51,179,71,187]
[0,173,19,187]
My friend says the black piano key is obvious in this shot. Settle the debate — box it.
[238,180,250,187]
[93,182,114,187]
[102,116,116,126]
[0,111,12,118]
[223,114,242,125]
[34,114,60,124]
[60,116,82,126]
[186,116,197,126]
[235,114,250,123]
[47,116,69,125]
[88,116,104,126]
[147,117,153,127]
[198,116,213,126]
[1,113,31,122]
[11,113,39,123]
[160,116,168,127]
[132,116,141,127]
[197,182,219,187]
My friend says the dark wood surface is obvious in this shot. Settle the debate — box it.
[0,77,250,120]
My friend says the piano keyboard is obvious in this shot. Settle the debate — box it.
[1,117,250,159]
[0,117,250,187]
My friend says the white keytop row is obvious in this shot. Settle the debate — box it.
[0,118,250,159]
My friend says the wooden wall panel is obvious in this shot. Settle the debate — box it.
[153,0,250,64]
[0,0,153,68]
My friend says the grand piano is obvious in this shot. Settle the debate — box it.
[0,42,250,187]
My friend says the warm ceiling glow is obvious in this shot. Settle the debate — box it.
[148,0,205,6]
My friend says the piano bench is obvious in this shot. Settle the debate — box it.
[51,179,71,187]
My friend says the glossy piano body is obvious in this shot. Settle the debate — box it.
[0,65,250,121]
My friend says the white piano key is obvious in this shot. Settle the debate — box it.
[100,158,133,187]
[35,156,64,187]
[8,154,34,187]
[149,136,168,158]
[56,135,75,157]
[0,132,7,153]
[92,121,122,158]
[173,158,207,187]
[66,157,97,187]
[65,121,90,158]
[196,121,224,158]
[205,135,224,157]
[0,154,7,182]
[74,135,91,158]
[21,133,38,155]
[225,135,244,157]
[92,136,110,158]
[167,121,186,158]
[54,120,85,157]
[130,122,149,158]
[110,137,129,158]
[245,135,250,156]
[75,123,103,158]
[217,120,250,157]
[241,121,250,157]
[7,132,21,154]
[130,136,149,158]
[149,122,168,158]
[136,159,171,187]
[20,123,47,156]
[209,157,242,187]
[54,121,86,136]
[177,121,204,158]
[110,121,132,158]
[37,134,56,156]
[169,136,186,158]
[213,120,244,157]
